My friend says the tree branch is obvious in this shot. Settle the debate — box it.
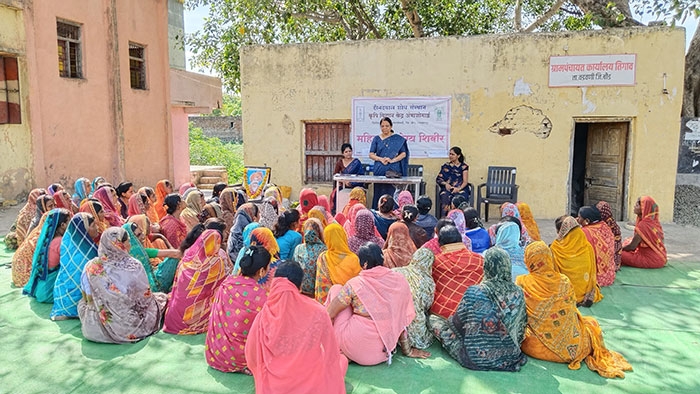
[514,0,522,31]
[399,0,424,38]
[524,0,566,32]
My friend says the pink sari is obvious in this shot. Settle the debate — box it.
[93,187,124,227]
[163,230,232,335]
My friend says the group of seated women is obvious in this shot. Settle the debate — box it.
[6,174,668,388]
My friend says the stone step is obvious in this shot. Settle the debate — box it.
[200,176,225,184]
[202,170,227,177]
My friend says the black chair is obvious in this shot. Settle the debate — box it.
[434,183,474,217]
[476,166,519,222]
[406,164,426,195]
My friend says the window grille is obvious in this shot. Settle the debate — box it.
[57,20,82,78]
[0,56,21,124]
[304,122,351,183]
[129,42,146,90]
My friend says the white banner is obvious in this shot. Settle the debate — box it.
[549,54,636,87]
[351,97,451,158]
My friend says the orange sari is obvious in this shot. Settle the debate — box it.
[12,214,47,287]
[516,242,632,378]
[315,223,360,303]
[154,180,170,220]
[516,202,541,241]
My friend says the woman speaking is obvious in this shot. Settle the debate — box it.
[368,117,409,209]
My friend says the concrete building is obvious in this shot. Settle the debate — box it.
[240,27,685,221]
[0,0,220,202]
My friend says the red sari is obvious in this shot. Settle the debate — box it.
[622,196,667,269]
[159,214,187,249]
[581,222,616,286]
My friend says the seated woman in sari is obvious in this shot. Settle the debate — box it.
[621,196,667,269]
[233,222,261,274]
[218,188,238,236]
[487,203,531,246]
[343,203,364,237]
[315,223,361,303]
[138,186,160,226]
[72,177,90,207]
[127,192,149,217]
[401,204,430,248]
[516,241,632,378]
[383,222,417,268]
[436,146,470,216]
[23,208,72,303]
[4,188,46,250]
[372,194,399,240]
[122,221,182,293]
[247,261,348,393]
[394,248,435,350]
[550,216,602,307]
[13,212,49,287]
[293,218,326,297]
[79,200,109,243]
[163,228,232,335]
[597,201,622,271]
[180,189,205,232]
[331,144,365,213]
[273,210,302,260]
[54,189,78,214]
[431,247,527,371]
[491,222,528,281]
[205,245,270,374]
[89,176,107,198]
[51,212,99,320]
[307,205,332,228]
[93,186,125,227]
[577,206,616,286]
[464,207,490,253]
[154,179,173,220]
[159,194,188,250]
[28,194,55,234]
[341,186,367,217]
[368,117,409,209]
[79,227,168,343]
[347,208,384,254]
[248,227,282,291]
[327,243,429,365]
[447,209,473,250]
[516,202,540,241]
[227,203,259,262]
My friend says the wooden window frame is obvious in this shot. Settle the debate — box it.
[0,56,21,125]
[129,42,147,90]
[304,121,351,184]
[57,20,83,79]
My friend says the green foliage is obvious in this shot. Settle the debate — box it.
[189,124,245,183]
[632,0,699,25]
[208,94,242,117]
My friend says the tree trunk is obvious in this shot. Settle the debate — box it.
[399,0,424,38]
[683,21,700,118]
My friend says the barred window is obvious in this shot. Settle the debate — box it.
[0,56,21,124]
[57,20,82,78]
[129,42,146,90]
[304,122,351,183]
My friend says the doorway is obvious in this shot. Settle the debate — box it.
[570,121,629,220]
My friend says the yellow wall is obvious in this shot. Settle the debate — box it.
[240,27,684,222]
[0,4,33,201]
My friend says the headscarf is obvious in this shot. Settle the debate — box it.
[29,195,55,233]
[53,190,75,214]
[308,206,331,227]
[47,183,63,196]
[264,185,284,209]
[480,247,527,346]
[179,182,196,196]
[382,222,416,269]
[299,188,319,215]
[249,227,281,290]
[233,222,262,274]
[397,190,414,209]
[500,203,531,244]
[322,223,361,285]
[14,188,46,245]
[79,200,108,241]
[596,201,622,269]
[219,187,238,231]
[22,209,65,302]
[93,187,124,227]
[200,202,223,222]
[72,178,90,205]
[98,227,143,270]
[447,209,472,250]
[347,209,385,253]
[128,193,147,217]
[154,180,170,219]
[258,201,278,229]
[51,212,99,319]
[342,187,367,217]
[634,196,666,262]
[180,190,204,230]
[294,218,327,295]
[550,216,602,305]
[343,203,366,237]
[317,195,332,213]
[493,222,526,280]
[516,202,541,241]
[90,176,106,197]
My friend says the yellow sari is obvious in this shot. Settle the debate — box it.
[550,217,602,306]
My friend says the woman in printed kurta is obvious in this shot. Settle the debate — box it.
[431,247,527,371]
[315,223,361,303]
[393,248,435,349]
[205,245,270,373]
[78,227,168,343]
[163,229,232,335]
[292,218,326,296]
[516,241,632,378]
[621,196,667,269]
[51,213,99,319]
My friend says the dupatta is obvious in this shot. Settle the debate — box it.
[634,196,666,262]
[322,223,361,285]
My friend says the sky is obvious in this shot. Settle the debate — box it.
[183,4,697,75]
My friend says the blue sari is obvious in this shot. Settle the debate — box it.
[51,213,98,318]
[493,222,527,281]
[23,209,63,303]
[72,178,90,206]
[370,133,409,208]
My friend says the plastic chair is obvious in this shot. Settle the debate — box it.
[476,167,519,221]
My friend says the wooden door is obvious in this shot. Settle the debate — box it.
[304,122,350,183]
[584,122,628,220]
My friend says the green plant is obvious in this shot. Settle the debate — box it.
[189,123,245,183]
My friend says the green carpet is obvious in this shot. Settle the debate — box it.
[1,239,699,394]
